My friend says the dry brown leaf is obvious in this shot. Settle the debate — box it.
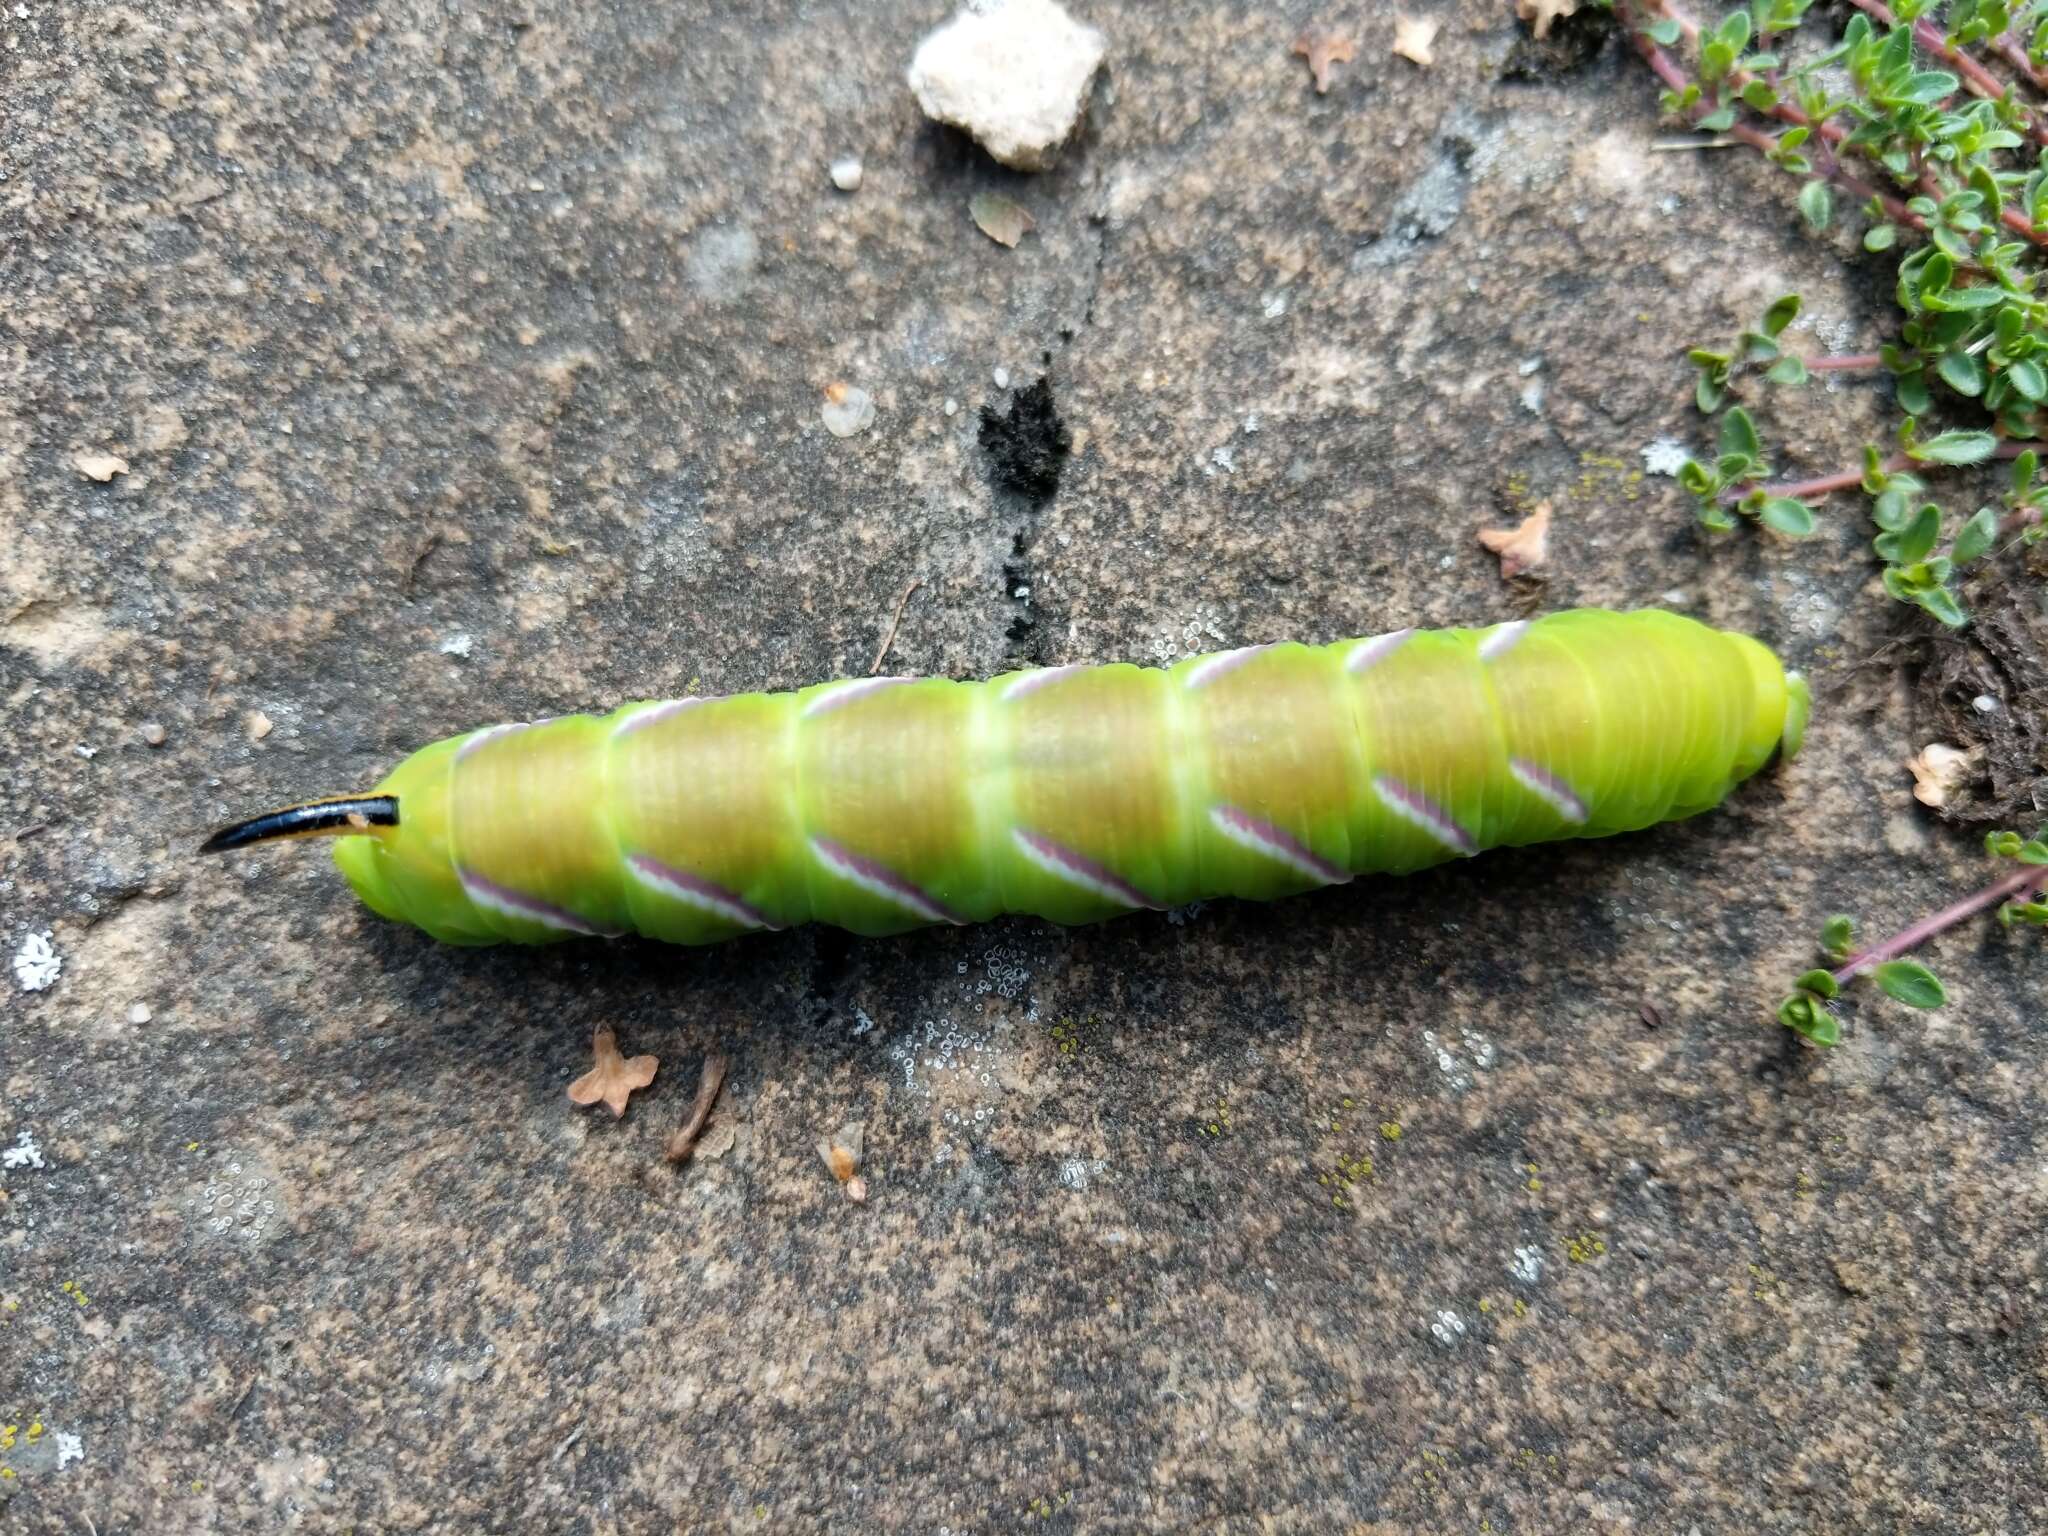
[1516,0,1580,41]
[1392,14,1439,66]
[969,191,1035,248]
[1292,26,1356,93]
[568,1026,658,1118]
[245,710,274,742]
[815,1121,868,1203]
[73,450,129,482]
[1907,742,1974,809]
[1477,502,1552,580]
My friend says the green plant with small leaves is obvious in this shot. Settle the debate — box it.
[1776,830,2048,1044]
[1619,0,2048,626]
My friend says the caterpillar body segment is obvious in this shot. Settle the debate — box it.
[268,609,1805,946]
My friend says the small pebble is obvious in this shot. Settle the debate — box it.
[1972,694,2000,714]
[943,398,959,416]
[993,366,1010,388]
[139,722,166,747]
[821,382,876,438]
[246,710,274,742]
[128,1004,152,1025]
[829,155,864,192]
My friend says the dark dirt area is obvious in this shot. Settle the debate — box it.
[3,1,2045,1532]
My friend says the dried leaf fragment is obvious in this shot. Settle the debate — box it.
[1477,502,1552,580]
[970,191,1035,248]
[1515,0,1580,40]
[815,1121,868,1203]
[1392,14,1439,66]
[73,451,129,482]
[568,1026,658,1118]
[245,710,274,742]
[1907,742,1975,809]
[1292,26,1356,94]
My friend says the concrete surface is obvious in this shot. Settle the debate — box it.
[3,1,2045,1531]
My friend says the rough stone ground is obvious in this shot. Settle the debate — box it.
[2,2,2045,1532]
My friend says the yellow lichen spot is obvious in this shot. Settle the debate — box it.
[1565,1230,1607,1263]
[185,1141,200,1152]
[1341,1097,1353,1109]
[1,1468,14,1481]
[1378,1121,1403,1142]
[1526,1177,1543,1192]
[1512,1298,1527,1317]
[25,1422,40,1439]
[191,1481,204,1493]
[1477,1297,1491,1313]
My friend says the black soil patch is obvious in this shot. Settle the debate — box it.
[979,378,1071,501]
[1499,7,1616,82]
[1912,574,2048,827]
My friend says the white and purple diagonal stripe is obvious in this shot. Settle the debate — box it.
[1183,644,1275,690]
[1001,664,1086,701]
[1477,620,1530,661]
[810,837,964,925]
[455,721,536,762]
[457,867,622,937]
[1012,829,1165,910]
[626,852,783,931]
[1508,757,1589,824]
[613,697,713,737]
[1371,775,1477,857]
[802,676,917,718]
[1210,806,1352,887]
[1345,629,1413,674]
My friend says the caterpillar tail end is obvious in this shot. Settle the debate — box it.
[198,795,401,855]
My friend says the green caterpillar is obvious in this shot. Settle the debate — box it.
[203,609,1809,946]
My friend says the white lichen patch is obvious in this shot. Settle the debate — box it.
[55,1430,83,1469]
[3,1129,46,1170]
[13,929,60,991]
[1421,1027,1497,1093]
[1641,437,1690,476]
[1429,1308,1468,1346]
[1057,1156,1107,1191]
[1510,1244,1546,1285]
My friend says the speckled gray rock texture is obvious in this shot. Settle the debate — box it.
[3,2,2045,1532]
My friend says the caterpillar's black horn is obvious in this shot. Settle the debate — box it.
[199,796,400,855]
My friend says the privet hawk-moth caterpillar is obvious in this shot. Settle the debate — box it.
[203,609,1809,947]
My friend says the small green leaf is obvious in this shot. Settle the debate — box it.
[1937,349,1986,397]
[1873,959,1946,1009]
[1719,406,1762,462]
[2012,448,2039,495]
[2009,358,2046,402]
[1864,223,1899,252]
[1794,968,1841,999]
[1696,373,1726,413]
[1645,16,1682,43]
[1914,430,1999,465]
[1876,502,1941,564]
[1820,914,1855,959]
[1953,506,2000,563]
[1699,106,1737,132]
[1897,370,1933,414]
[1871,487,1911,531]
[1777,992,1840,1046]
[1758,497,1818,536]
[1915,585,1969,627]
[1762,294,1801,337]
[1987,830,2025,858]
[1797,179,1834,231]
[1897,69,1960,104]
[1766,355,1809,386]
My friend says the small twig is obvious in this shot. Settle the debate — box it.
[1988,27,2048,94]
[1832,863,2048,984]
[1731,440,2031,508]
[869,579,923,676]
[664,1052,730,1165]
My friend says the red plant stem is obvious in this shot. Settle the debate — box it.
[1989,31,2048,94]
[1808,352,1884,372]
[1832,863,2048,984]
[1732,441,2031,507]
